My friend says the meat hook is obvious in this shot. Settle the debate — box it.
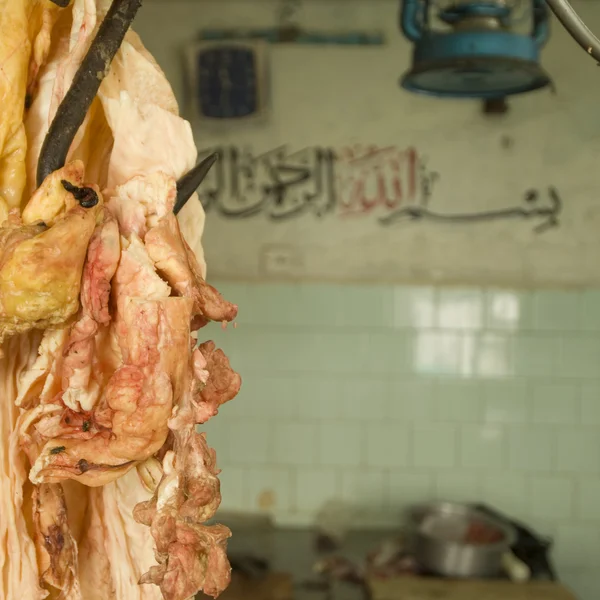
[173,153,218,215]
[36,0,143,188]
[61,180,99,208]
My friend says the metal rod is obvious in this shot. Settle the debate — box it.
[36,0,143,187]
[174,153,218,215]
[545,0,600,62]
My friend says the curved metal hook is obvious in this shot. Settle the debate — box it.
[174,153,218,215]
[36,0,143,188]
[545,0,600,62]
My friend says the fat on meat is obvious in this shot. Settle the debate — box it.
[133,432,231,600]
[1,333,46,600]
[78,468,162,600]
[106,172,176,240]
[170,341,241,430]
[23,293,195,487]
[0,163,103,348]
[0,0,59,212]
[32,482,81,597]
[145,213,238,326]
[24,0,100,200]
[81,209,121,325]
[0,0,242,599]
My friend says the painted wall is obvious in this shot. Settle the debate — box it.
[134,2,600,599]
[138,0,600,287]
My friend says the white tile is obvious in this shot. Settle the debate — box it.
[296,378,340,419]
[372,332,410,375]
[340,378,389,420]
[460,424,507,469]
[472,333,514,378]
[413,424,457,468]
[580,290,600,331]
[393,286,436,328]
[296,284,345,327]
[309,333,360,374]
[412,332,466,377]
[388,471,434,513]
[434,472,482,502]
[513,334,558,378]
[341,470,387,510]
[437,288,483,329]
[434,381,482,422]
[228,420,271,465]
[298,284,394,328]
[244,466,294,514]
[250,331,317,372]
[200,418,230,462]
[557,429,600,473]
[508,426,555,472]
[296,468,338,513]
[482,381,530,424]
[245,284,304,326]
[219,390,252,419]
[577,479,600,520]
[530,476,574,520]
[481,473,530,516]
[237,375,297,419]
[555,524,600,571]
[320,332,385,374]
[336,285,394,328]
[365,423,410,468]
[389,379,436,422]
[532,382,580,424]
[319,421,363,467]
[216,466,246,512]
[273,421,318,465]
[581,383,600,425]
[484,290,531,330]
[533,291,581,331]
[559,336,600,379]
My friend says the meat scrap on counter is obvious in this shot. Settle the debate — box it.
[0,1,241,599]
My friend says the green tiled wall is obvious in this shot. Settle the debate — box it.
[199,283,600,597]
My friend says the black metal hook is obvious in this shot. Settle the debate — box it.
[36,0,143,188]
[173,153,218,215]
[61,180,99,209]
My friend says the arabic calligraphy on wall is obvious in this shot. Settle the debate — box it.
[196,144,562,232]
[196,144,425,221]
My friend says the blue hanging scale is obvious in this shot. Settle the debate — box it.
[399,0,553,98]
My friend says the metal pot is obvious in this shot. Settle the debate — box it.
[407,501,516,579]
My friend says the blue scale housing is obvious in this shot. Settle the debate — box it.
[400,0,552,98]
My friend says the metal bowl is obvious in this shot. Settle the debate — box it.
[407,501,516,579]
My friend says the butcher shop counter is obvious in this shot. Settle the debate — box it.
[369,578,578,600]
[199,523,578,600]
[213,525,379,600]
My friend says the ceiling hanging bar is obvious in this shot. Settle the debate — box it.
[545,0,600,62]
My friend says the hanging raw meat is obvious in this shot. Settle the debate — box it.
[0,1,241,599]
